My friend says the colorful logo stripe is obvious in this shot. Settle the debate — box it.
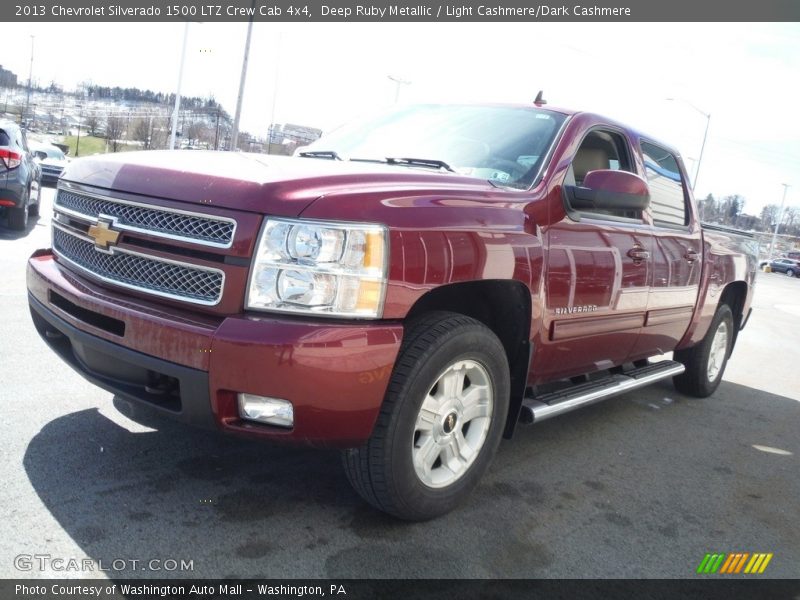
[697,552,773,574]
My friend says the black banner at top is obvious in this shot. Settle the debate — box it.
[3,0,800,22]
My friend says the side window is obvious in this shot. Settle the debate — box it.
[566,129,640,221]
[570,130,632,185]
[641,141,689,227]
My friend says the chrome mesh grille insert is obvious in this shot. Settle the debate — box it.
[53,228,223,305]
[56,189,235,246]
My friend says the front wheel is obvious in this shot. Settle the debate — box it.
[673,304,734,398]
[342,312,510,520]
[786,269,795,278]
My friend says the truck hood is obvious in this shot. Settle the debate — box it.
[60,150,497,217]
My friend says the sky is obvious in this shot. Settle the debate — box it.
[2,21,799,215]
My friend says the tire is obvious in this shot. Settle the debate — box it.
[7,186,31,230]
[673,304,734,398]
[786,269,795,278]
[342,311,510,520]
[8,203,28,231]
[28,194,39,217]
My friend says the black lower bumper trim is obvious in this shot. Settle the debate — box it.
[29,293,216,430]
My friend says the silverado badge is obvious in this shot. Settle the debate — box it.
[554,305,598,315]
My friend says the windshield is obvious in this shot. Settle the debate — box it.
[302,104,566,189]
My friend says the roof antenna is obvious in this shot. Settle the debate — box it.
[534,91,547,105]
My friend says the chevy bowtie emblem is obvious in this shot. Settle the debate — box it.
[88,219,121,250]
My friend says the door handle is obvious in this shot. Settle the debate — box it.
[627,248,650,261]
[684,249,700,262]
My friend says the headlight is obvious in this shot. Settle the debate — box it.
[246,218,388,318]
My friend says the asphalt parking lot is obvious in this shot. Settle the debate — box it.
[1,188,798,579]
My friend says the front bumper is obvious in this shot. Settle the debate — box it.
[27,250,404,447]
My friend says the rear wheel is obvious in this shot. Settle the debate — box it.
[786,269,795,278]
[673,304,734,398]
[342,312,509,520]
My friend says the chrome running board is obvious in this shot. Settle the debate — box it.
[520,360,685,424]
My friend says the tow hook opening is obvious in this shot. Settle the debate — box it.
[144,372,180,397]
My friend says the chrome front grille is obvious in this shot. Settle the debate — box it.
[53,227,224,305]
[55,187,235,247]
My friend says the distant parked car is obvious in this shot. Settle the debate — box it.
[0,120,40,230]
[30,142,69,186]
[769,258,800,277]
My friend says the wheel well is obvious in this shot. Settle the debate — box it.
[719,281,747,349]
[405,280,532,439]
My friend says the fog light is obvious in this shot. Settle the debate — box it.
[237,393,294,428]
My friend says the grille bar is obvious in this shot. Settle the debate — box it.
[55,186,235,248]
[53,226,224,306]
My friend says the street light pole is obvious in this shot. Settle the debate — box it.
[388,75,411,103]
[693,112,711,191]
[768,183,791,258]
[666,98,710,191]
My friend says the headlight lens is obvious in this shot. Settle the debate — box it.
[246,218,388,318]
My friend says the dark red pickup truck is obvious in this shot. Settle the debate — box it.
[27,103,757,519]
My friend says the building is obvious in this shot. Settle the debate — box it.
[268,123,322,155]
[0,65,18,88]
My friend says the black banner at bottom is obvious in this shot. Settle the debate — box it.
[3,579,800,600]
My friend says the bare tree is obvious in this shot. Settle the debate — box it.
[184,121,214,148]
[783,206,799,229]
[105,114,126,152]
[719,195,744,226]
[760,204,778,232]
[132,115,156,150]
[85,113,101,137]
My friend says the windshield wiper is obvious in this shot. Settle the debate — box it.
[298,150,342,160]
[384,157,456,172]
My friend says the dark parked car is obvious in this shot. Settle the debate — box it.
[0,120,41,230]
[31,142,69,187]
[769,258,800,277]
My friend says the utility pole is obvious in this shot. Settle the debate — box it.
[170,22,190,150]
[23,35,34,126]
[231,3,255,152]
[214,106,221,150]
[75,104,83,157]
[268,32,282,154]
[768,184,791,258]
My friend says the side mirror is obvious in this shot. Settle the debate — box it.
[565,169,650,212]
